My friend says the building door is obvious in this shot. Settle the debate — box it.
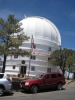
[20,66,26,74]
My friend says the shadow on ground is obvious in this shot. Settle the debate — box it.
[20,87,66,94]
[3,91,14,97]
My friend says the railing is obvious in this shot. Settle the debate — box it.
[33,49,51,56]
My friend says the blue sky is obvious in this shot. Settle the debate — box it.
[0,0,75,50]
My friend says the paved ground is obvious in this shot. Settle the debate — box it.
[0,79,75,99]
[1,81,75,100]
[64,79,75,89]
[65,79,75,84]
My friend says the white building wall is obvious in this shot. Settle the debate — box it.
[5,49,59,76]
[30,67,47,76]
[5,42,61,76]
[5,65,20,75]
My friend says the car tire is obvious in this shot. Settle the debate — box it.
[31,85,38,93]
[0,87,4,96]
[57,83,63,90]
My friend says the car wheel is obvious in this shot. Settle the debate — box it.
[57,83,63,90]
[31,85,38,93]
[0,87,4,96]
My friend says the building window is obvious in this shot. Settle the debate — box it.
[47,68,51,72]
[34,45,36,49]
[30,55,36,60]
[31,66,35,71]
[14,55,18,58]
[31,44,36,49]
[48,57,51,61]
[48,47,51,51]
[13,65,16,69]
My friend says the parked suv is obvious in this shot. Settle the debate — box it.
[20,72,66,93]
[0,73,12,96]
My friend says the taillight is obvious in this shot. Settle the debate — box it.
[6,78,10,82]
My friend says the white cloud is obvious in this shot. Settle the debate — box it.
[69,11,75,20]
[63,31,75,36]
[66,11,75,21]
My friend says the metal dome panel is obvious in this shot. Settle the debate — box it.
[20,16,61,45]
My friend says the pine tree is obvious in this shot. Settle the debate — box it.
[0,14,30,73]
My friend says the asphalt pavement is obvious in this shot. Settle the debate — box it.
[0,79,75,100]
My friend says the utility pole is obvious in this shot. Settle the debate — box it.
[28,56,31,77]
[28,35,33,77]
[28,35,34,77]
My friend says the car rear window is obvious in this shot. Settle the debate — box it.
[0,74,4,79]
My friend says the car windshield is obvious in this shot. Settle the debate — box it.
[32,74,44,79]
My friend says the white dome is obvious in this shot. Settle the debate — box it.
[20,16,61,45]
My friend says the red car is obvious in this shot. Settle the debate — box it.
[20,72,66,93]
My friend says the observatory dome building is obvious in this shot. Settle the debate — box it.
[5,16,61,76]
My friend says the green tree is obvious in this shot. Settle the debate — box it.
[48,49,64,73]
[0,67,2,73]
[49,48,75,74]
[66,56,75,73]
[0,14,30,73]
[0,58,3,66]
[61,48,74,74]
